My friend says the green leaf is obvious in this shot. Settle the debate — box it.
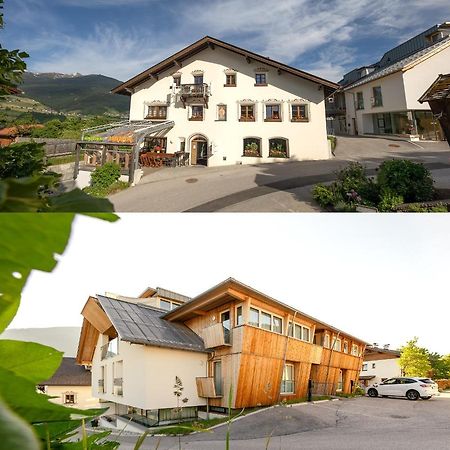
[33,420,82,442]
[133,431,149,450]
[0,340,63,383]
[0,177,51,212]
[0,213,74,332]
[47,188,115,212]
[0,366,101,424]
[0,397,41,450]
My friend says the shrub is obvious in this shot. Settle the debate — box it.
[327,135,337,151]
[377,160,434,203]
[0,142,46,178]
[90,163,121,189]
[312,184,337,208]
[378,190,404,212]
[405,203,448,213]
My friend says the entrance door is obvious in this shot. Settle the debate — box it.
[191,138,208,166]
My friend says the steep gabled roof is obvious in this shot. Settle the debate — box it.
[97,295,206,353]
[419,73,450,102]
[344,36,450,90]
[112,35,339,96]
[39,357,91,386]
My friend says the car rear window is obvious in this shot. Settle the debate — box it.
[419,378,434,384]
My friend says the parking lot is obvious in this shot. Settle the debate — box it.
[117,393,450,449]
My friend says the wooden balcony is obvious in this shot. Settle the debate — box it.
[196,377,221,398]
[179,83,210,108]
[201,323,231,349]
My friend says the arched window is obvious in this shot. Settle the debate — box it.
[243,137,262,157]
[269,138,289,158]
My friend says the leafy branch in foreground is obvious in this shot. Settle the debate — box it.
[0,213,118,449]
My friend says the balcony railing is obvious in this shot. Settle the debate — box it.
[202,323,232,349]
[179,83,210,97]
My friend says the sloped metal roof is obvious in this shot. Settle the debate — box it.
[155,287,191,304]
[97,295,205,353]
[344,36,450,90]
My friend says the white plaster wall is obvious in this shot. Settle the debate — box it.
[403,43,450,110]
[46,385,100,410]
[345,72,407,135]
[129,46,329,166]
[361,358,402,384]
[91,335,208,411]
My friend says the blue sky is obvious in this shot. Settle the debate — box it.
[2,0,450,82]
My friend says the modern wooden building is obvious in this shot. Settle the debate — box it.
[77,279,367,425]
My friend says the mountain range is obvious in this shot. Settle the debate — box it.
[0,327,81,357]
[17,72,130,116]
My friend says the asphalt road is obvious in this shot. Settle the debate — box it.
[110,136,450,212]
[114,394,450,449]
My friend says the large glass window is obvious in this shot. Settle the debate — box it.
[372,86,383,107]
[281,364,295,394]
[288,322,311,342]
[236,306,243,326]
[243,138,262,157]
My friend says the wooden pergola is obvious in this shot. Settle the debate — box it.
[75,120,175,184]
[419,74,450,146]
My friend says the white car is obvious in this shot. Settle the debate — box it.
[367,377,439,400]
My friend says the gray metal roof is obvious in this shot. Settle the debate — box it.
[97,295,205,353]
[155,287,191,304]
[344,36,450,90]
[39,357,91,386]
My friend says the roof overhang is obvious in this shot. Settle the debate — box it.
[76,296,117,365]
[112,36,339,96]
[419,73,450,102]
[164,278,369,345]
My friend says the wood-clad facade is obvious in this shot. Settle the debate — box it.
[165,279,367,409]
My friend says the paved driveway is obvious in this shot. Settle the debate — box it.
[115,394,450,449]
[110,137,450,212]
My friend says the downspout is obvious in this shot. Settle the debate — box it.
[324,331,340,396]
[277,311,297,404]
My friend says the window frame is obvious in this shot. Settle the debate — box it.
[323,334,330,348]
[356,92,364,110]
[291,104,309,122]
[255,72,268,86]
[225,73,237,87]
[64,392,76,405]
[362,363,368,371]
[280,363,295,394]
[343,341,349,354]
[194,74,204,85]
[145,105,167,121]
[240,104,256,122]
[264,103,282,122]
[235,305,244,326]
[268,137,289,158]
[332,337,342,352]
[288,321,311,343]
[372,86,383,107]
[213,360,223,396]
[189,104,204,121]
[248,305,283,334]
[351,344,359,356]
[243,137,262,157]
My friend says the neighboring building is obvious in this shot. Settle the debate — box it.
[327,22,450,140]
[38,357,100,409]
[419,73,450,145]
[77,278,367,427]
[0,125,44,147]
[359,346,402,387]
[112,36,338,167]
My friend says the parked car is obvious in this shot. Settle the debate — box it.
[367,377,439,400]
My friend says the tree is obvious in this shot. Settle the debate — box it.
[0,0,29,97]
[399,337,432,377]
[428,352,450,379]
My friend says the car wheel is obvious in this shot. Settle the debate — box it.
[421,396,432,400]
[368,388,378,397]
[406,390,419,401]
